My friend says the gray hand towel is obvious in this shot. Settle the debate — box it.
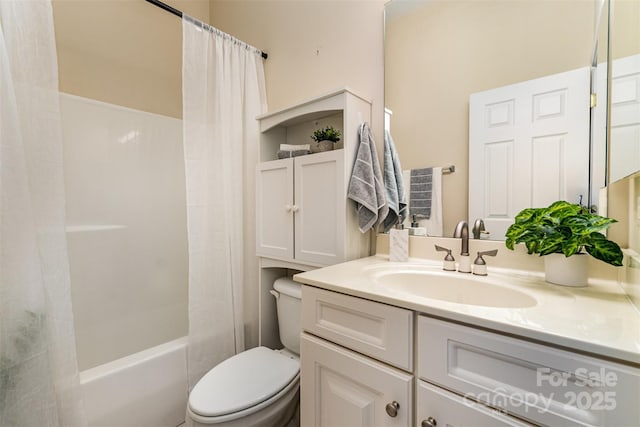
[410,167,433,219]
[382,129,407,232]
[347,122,388,233]
[277,149,310,159]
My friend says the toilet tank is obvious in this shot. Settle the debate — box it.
[273,277,302,355]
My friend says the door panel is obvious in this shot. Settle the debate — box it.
[256,159,293,259]
[469,67,590,238]
[301,333,412,427]
[294,150,345,265]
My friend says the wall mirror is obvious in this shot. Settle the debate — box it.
[607,0,640,184]
[384,0,610,240]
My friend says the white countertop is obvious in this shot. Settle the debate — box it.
[293,255,640,366]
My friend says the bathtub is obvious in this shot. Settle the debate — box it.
[79,336,188,427]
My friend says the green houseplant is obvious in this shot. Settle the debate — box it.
[505,201,623,286]
[310,126,341,153]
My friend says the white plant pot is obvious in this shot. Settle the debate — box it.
[544,253,589,287]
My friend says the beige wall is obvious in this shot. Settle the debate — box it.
[209,0,387,140]
[53,0,210,119]
[385,0,595,235]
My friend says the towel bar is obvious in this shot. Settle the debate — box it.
[442,165,455,174]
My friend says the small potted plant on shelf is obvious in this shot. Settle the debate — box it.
[310,126,341,153]
[505,200,623,287]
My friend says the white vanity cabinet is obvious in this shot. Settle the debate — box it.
[298,284,640,427]
[300,285,414,426]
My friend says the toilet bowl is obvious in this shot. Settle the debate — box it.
[185,278,301,427]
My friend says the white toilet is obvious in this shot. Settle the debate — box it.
[185,277,301,427]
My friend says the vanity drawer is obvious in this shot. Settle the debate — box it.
[417,380,534,427]
[302,285,413,371]
[417,315,640,427]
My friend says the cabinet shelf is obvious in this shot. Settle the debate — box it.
[256,87,370,131]
[259,109,342,132]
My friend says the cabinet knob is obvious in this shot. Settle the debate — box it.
[292,205,299,212]
[421,417,437,427]
[385,401,400,417]
[285,204,292,212]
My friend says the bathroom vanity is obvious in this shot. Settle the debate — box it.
[294,256,640,427]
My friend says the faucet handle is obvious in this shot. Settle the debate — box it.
[434,245,456,271]
[473,249,498,276]
[435,245,454,259]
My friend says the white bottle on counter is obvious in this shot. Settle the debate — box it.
[389,225,409,262]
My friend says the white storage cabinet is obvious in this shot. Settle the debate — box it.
[256,89,373,348]
[256,88,372,267]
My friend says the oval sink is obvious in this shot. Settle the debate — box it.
[370,268,537,308]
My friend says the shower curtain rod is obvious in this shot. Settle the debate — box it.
[144,0,269,60]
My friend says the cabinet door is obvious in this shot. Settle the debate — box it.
[256,159,294,259]
[294,150,345,265]
[417,381,534,427]
[301,333,412,427]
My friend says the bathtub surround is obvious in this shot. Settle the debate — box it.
[0,0,85,425]
[182,15,266,389]
[79,337,188,427]
[61,94,187,371]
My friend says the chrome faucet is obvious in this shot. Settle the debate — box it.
[453,220,471,273]
[472,218,489,239]
[453,220,469,256]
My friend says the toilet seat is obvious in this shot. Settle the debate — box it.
[188,347,299,421]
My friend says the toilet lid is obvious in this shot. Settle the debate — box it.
[189,346,299,417]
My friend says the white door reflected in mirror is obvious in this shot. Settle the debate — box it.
[468,67,591,239]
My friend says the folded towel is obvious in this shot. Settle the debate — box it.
[348,122,388,233]
[381,130,407,232]
[277,149,310,159]
[280,143,310,151]
[409,167,433,219]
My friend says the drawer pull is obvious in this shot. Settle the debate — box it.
[421,417,437,427]
[385,401,400,417]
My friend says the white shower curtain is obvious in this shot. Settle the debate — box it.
[182,15,266,388]
[0,1,86,426]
